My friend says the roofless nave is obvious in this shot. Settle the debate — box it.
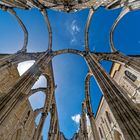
[0,0,140,140]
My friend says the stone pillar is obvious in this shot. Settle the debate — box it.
[48,102,60,140]
[84,52,140,140]
[33,112,47,140]
[81,102,88,140]
[85,8,94,52]
[78,119,83,140]
[33,72,56,140]
[85,73,100,140]
[48,103,56,140]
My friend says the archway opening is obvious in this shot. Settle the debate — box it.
[17,60,35,76]
[52,53,88,139]
[32,75,47,89]
[29,91,46,110]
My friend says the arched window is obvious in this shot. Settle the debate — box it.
[105,111,112,124]
[17,60,35,76]
[27,110,31,116]
[99,127,103,138]
[124,70,137,82]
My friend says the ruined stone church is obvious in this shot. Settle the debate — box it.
[0,0,140,140]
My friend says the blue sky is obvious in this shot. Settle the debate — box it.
[0,7,140,139]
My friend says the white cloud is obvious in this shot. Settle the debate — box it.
[17,60,35,76]
[67,19,80,45]
[72,114,81,124]
[71,114,90,127]
[71,20,80,35]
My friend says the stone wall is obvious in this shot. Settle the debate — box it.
[0,64,19,97]
[95,97,124,140]
[0,64,36,140]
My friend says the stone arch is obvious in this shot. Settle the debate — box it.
[109,5,140,52]
[7,8,28,52]
[52,49,84,57]
[29,74,48,111]
[0,6,28,53]
[84,73,100,139]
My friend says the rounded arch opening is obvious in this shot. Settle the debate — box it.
[17,60,35,76]
[0,10,26,53]
[29,91,46,110]
[32,75,47,89]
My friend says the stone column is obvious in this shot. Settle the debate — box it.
[48,99,60,140]
[85,73,100,140]
[81,102,88,140]
[33,112,47,140]
[84,52,140,140]
[33,72,55,140]
[48,103,56,140]
[109,1,140,52]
